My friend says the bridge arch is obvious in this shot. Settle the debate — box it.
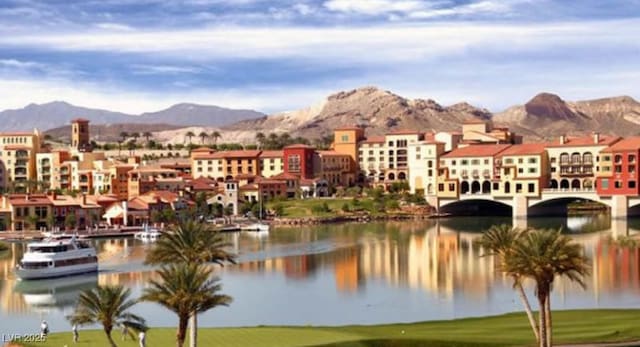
[461,181,469,194]
[482,181,491,193]
[439,198,512,216]
[471,181,481,194]
[529,196,610,217]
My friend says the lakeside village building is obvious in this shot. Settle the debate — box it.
[1,117,640,231]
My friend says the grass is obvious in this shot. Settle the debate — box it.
[16,309,640,347]
[266,197,407,219]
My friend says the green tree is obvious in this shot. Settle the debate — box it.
[25,215,39,231]
[506,229,590,347]
[145,220,235,347]
[67,285,147,347]
[142,264,231,347]
[185,131,195,144]
[143,131,153,145]
[210,131,221,146]
[65,212,77,230]
[478,225,539,343]
[198,131,209,144]
[255,132,266,147]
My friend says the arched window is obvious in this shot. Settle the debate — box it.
[560,153,569,165]
[461,181,470,194]
[482,181,491,194]
[571,179,581,189]
[388,172,395,181]
[550,179,558,189]
[471,181,481,194]
[398,172,406,180]
[505,182,511,193]
[583,152,593,164]
[571,152,581,164]
[560,179,569,189]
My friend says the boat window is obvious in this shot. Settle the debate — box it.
[54,256,98,267]
[20,261,50,269]
[28,245,70,253]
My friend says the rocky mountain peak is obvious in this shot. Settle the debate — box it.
[524,92,576,120]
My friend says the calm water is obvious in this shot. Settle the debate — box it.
[1,215,640,334]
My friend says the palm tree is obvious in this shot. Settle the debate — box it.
[506,229,589,347]
[131,132,140,141]
[119,131,129,142]
[141,264,232,347]
[67,285,147,347]
[478,225,539,343]
[255,132,265,148]
[143,131,153,147]
[210,131,221,146]
[198,131,209,144]
[185,131,195,144]
[145,220,236,347]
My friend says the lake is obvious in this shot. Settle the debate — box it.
[1,215,639,335]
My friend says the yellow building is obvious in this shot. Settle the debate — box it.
[407,141,446,197]
[314,150,354,186]
[492,143,549,197]
[258,150,284,178]
[461,120,521,145]
[545,134,620,190]
[332,126,365,168]
[191,150,262,181]
[0,130,42,192]
[438,144,511,198]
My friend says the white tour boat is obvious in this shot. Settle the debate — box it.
[15,237,98,280]
[134,224,162,242]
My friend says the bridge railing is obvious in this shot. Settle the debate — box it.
[542,188,596,193]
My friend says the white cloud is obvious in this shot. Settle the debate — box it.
[130,64,202,75]
[1,19,637,65]
[324,0,428,15]
[94,22,135,31]
[0,59,44,69]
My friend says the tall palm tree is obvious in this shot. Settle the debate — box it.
[506,229,589,347]
[478,225,539,343]
[131,132,140,142]
[142,264,232,347]
[255,132,265,148]
[143,131,153,144]
[145,220,236,347]
[198,131,209,144]
[185,131,195,144]
[210,131,221,146]
[67,285,147,347]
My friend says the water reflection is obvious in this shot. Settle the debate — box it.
[0,214,639,331]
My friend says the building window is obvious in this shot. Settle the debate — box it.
[288,155,301,173]
[601,179,609,189]
[518,158,523,164]
[528,183,535,193]
[615,165,622,173]
[629,166,636,173]
[615,181,623,188]
[471,159,479,165]
[505,158,513,164]
[438,183,444,192]
[448,183,455,191]
[528,158,537,164]
[629,181,637,189]
[493,182,499,190]
[516,183,522,193]
[518,168,524,174]
[484,159,489,164]
[528,168,537,174]
[630,155,637,163]
[615,155,623,163]
[461,160,468,165]
[341,135,349,142]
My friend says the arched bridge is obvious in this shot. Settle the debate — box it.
[432,189,640,220]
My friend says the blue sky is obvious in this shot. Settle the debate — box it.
[0,0,639,114]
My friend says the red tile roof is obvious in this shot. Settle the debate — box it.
[239,183,259,190]
[600,137,640,152]
[360,136,385,144]
[499,143,547,156]
[196,150,261,159]
[546,135,620,147]
[259,150,283,158]
[9,194,52,206]
[271,172,299,180]
[441,144,511,158]
[387,130,421,135]
[284,144,314,149]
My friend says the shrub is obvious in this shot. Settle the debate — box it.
[341,203,350,212]
[311,202,331,213]
[273,203,285,217]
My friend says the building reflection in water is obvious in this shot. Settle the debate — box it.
[1,216,640,316]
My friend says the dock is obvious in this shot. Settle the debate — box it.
[0,226,148,241]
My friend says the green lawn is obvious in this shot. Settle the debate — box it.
[267,197,396,218]
[17,309,640,347]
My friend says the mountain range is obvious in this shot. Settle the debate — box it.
[3,87,640,143]
[0,101,264,132]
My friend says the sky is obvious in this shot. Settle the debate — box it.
[0,0,639,114]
